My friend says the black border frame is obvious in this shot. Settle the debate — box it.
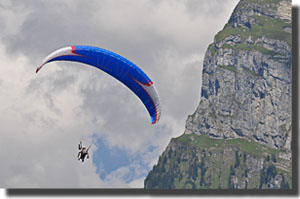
[5,6,299,198]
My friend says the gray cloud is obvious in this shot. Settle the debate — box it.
[0,0,239,187]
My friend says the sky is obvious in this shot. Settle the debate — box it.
[0,0,239,188]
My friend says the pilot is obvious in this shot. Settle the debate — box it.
[78,141,90,162]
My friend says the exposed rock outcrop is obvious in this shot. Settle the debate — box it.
[145,0,292,189]
[184,0,292,151]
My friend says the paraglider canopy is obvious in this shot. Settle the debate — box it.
[36,45,161,124]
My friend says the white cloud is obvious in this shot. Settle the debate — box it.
[0,0,239,187]
[0,43,105,188]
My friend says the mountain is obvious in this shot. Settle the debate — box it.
[144,0,292,189]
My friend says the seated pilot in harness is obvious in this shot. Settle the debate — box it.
[78,141,91,162]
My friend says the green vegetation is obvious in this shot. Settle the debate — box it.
[253,44,280,56]
[208,43,216,57]
[218,65,238,73]
[251,24,264,39]
[221,44,234,49]
[207,12,291,61]
[253,15,291,46]
[215,24,251,43]
[242,66,260,77]
[215,11,291,50]
[145,133,291,189]
[145,164,175,189]
[176,134,280,159]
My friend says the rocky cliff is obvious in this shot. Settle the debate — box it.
[145,0,292,189]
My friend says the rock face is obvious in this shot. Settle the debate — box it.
[184,0,292,150]
[145,0,292,189]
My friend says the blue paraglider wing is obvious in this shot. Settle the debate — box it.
[36,45,161,124]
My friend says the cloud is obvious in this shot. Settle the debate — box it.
[0,43,104,188]
[0,0,239,187]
